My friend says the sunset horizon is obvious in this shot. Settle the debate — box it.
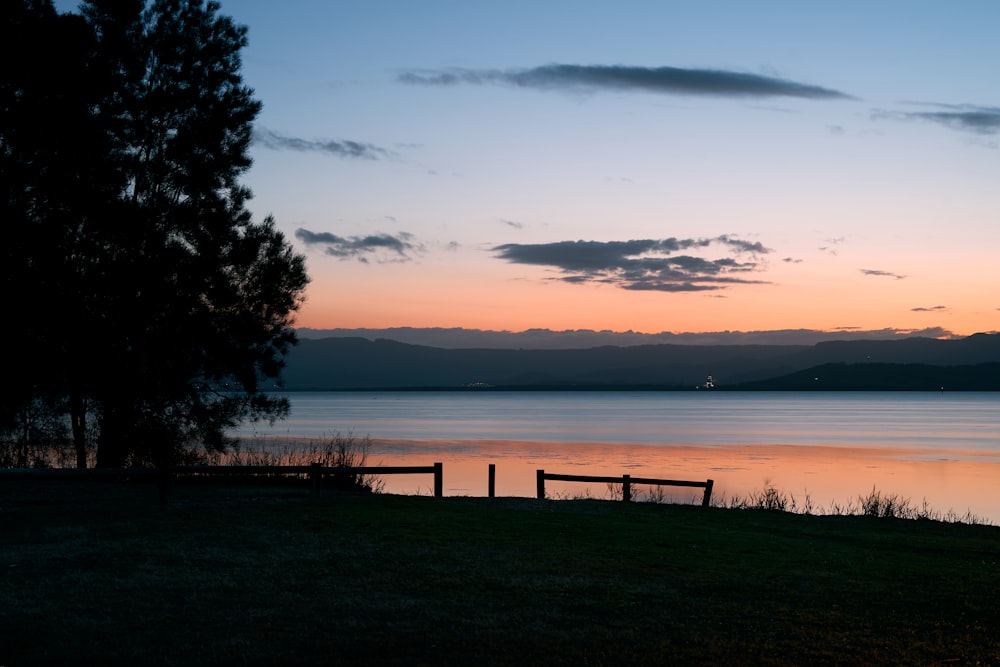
[164,1,1000,340]
[295,321,981,342]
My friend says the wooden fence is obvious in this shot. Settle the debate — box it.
[536,470,714,506]
[2,464,714,505]
[0,463,443,501]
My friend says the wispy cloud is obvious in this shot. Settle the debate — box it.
[912,305,947,312]
[819,236,846,255]
[399,64,853,100]
[874,104,1000,135]
[295,228,423,262]
[254,127,395,160]
[861,269,906,280]
[492,236,772,292]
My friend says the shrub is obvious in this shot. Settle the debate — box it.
[216,432,384,493]
[0,397,77,468]
[858,486,915,519]
[726,480,791,512]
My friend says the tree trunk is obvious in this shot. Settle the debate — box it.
[96,404,130,468]
[70,392,88,469]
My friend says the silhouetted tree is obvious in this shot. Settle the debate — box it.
[1,0,308,467]
[1,0,116,467]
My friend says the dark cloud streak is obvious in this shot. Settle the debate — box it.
[295,228,423,262]
[874,104,1000,135]
[254,127,394,160]
[861,269,906,280]
[911,107,1000,134]
[492,236,772,292]
[400,64,853,100]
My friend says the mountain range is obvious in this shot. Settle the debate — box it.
[279,331,1000,390]
[294,326,956,349]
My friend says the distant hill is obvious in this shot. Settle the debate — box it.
[277,332,1000,390]
[295,326,959,349]
[733,362,1000,391]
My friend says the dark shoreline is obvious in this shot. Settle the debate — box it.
[276,385,1000,392]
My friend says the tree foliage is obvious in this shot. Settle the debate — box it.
[1,0,309,467]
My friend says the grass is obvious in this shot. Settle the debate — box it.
[206,432,386,493]
[588,479,990,524]
[716,482,990,524]
[2,479,999,666]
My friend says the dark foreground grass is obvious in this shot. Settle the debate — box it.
[2,479,998,666]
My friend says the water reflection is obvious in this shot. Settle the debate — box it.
[237,392,1000,523]
[243,435,999,523]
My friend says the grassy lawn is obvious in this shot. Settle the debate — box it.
[2,478,998,666]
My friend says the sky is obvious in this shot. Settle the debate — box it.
[71,1,1000,337]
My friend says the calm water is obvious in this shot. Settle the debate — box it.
[238,391,1000,521]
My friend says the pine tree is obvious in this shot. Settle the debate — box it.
[1,0,309,467]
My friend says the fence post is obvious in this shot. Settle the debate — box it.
[536,469,545,499]
[702,479,714,507]
[622,474,631,503]
[309,462,322,498]
[433,462,443,498]
[488,464,495,498]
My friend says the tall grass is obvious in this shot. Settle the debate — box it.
[597,476,990,524]
[711,481,989,524]
[559,477,990,524]
[205,432,385,493]
[0,438,90,469]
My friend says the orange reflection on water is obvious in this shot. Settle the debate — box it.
[366,439,1000,522]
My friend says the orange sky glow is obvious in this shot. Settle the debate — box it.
[230,2,999,340]
[293,258,996,337]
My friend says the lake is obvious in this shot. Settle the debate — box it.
[236,391,1000,522]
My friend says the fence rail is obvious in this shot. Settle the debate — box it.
[0,463,444,500]
[2,464,713,506]
[537,470,714,506]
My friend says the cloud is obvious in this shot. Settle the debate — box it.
[874,104,1000,135]
[818,236,846,255]
[715,234,770,254]
[830,326,955,339]
[907,327,956,338]
[911,305,947,312]
[500,218,525,229]
[254,127,394,160]
[861,269,906,280]
[783,257,803,263]
[399,64,853,100]
[492,236,772,292]
[295,228,423,262]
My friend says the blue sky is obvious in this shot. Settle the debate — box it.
[59,0,1000,335]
